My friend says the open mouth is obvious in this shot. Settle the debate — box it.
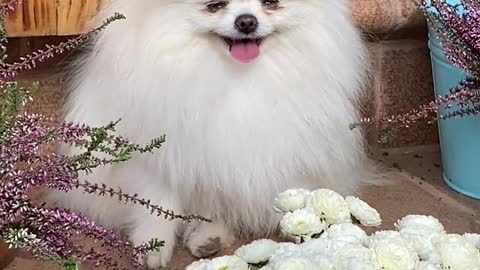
[221,37,263,64]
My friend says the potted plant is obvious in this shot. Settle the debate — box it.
[352,0,480,199]
[425,0,480,199]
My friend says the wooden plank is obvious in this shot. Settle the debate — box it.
[57,0,104,35]
[5,0,57,37]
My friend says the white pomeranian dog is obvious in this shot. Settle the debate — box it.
[48,0,379,268]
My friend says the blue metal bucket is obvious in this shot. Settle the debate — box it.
[427,0,480,199]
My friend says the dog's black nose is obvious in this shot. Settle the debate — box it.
[235,14,258,34]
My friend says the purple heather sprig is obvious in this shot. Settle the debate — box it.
[0,12,126,81]
[423,0,480,77]
[352,78,480,128]
[351,0,480,137]
[0,0,20,12]
[23,205,163,269]
[0,115,211,269]
[0,2,208,270]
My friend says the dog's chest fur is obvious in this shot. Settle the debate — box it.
[60,0,370,233]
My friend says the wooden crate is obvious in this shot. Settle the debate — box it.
[4,0,103,37]
[57,0,104,35]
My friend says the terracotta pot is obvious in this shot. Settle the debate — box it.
[0,240,16,269]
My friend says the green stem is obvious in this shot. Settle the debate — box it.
[64,262,79,270]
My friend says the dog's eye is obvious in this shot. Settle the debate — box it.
[205,1,228,13]
[261,0,279,8]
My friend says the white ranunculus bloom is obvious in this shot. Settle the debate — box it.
[337,257,380,270]
[434,235,480,270]
[345,196,382,226]
[186,259,211,270]
[280,208,326,239]
[332,243,377,266]
[272,242,301,255]
[463,233,480,249]
[269,242,305,265]
[323,223,368,245]
[369,231,418,265]
[330,238,360,254]
[414,261,441,270]
[300,238,335,257]
[270,256,317,270]
[306,189,351,224]
[274,189,310,213]
[210,256,249,270]
[367,230,404,248]
[234,239,278,264]
[312,255,335,270]
[431,233,466,246]
[372,237,419,270]
[395,215,445,233]
[270,242,333,269]
[399,225,443,263]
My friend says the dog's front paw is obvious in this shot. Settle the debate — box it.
[192,236,222,258]
[140,249,174,269]
[130,218,178,269]
[185,222,235,258]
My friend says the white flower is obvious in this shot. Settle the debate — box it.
[272,242,300,255]
[270,242,305,265]
[312,255,335,270]
[270,256,317,270]
[415,261,441,270]
[186,259,211,270]
[274,189,310,213]
[300,238,335,257]
[368,231,418,265]
[463,233,480,249]
[395,215,445,233]
[367,230,404,248]
[332,243,377,266]
[323,223,368,245]
[280,208,326,238]
[345,196,381,226]
[210,256,249,270]
[399,225,443,262]
[434,235,480,270]
[234,239,278,264]
[431,233,466,246]
[305,189,351,224]
[299,237,359,258]
[338,257,380,270]
[270,243,333,270]
[372,237,419,270]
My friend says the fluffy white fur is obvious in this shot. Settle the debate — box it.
[47,0,377,268]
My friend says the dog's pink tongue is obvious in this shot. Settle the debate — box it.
[230,40,260,63]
